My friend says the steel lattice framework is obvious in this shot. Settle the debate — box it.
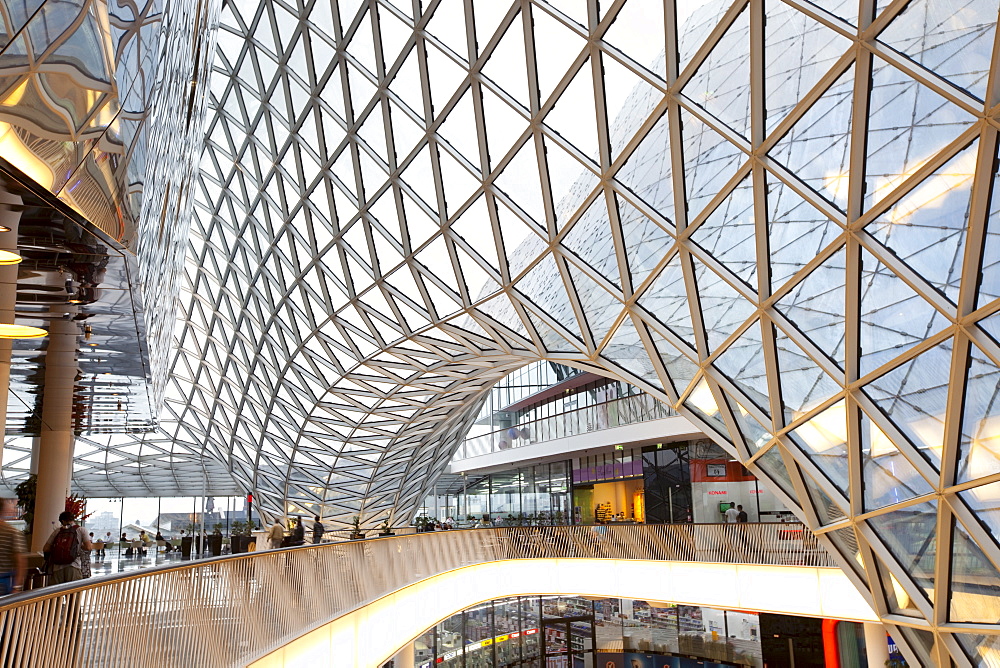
[54,0,1000,662]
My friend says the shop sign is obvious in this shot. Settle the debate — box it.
[496,634,509,643]
[482,638,493,647]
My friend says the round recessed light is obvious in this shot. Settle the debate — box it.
[0,324,46,338]
[0,250,21,265]
[0,225,11,233]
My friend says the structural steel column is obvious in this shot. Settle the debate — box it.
[31,315,78,552]
[863,622,890,667]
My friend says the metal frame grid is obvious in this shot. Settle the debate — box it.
[52,0,1000,661]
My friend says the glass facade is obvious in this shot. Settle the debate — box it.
[414,596,764,668]
[0,0,996,661]
[459,377,677,459]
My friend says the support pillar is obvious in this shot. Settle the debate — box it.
[30,316,78,552]
[863,622,890,667]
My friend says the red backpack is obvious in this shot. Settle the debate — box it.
[50,526,80,565]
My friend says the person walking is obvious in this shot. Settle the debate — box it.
[311,516,324,544]
[43,511,93,585]
[0,499,25,595]
[290,516,305,546]
[267,519,284,550]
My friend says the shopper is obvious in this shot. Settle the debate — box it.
[736,505,748,523]
[268,519,284,550]
[43,511,93,585]
[290,516,305,546]
[475,515,492,529]
[311,515,324,544]
[0,499,25,595]
[724,504,739,523]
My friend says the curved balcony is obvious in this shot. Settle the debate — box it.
[0,524,872,668]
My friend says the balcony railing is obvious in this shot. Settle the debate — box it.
[0,523,836,667]
[456,391,680,460]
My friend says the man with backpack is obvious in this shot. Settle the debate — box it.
[42,511,93,585]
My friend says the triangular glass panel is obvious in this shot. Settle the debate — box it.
[863,338,951,471]
[775,246,846,369]
[515,254,582,338]
[453,243,498,302]
[765,172,843,292]
[482,11,530,108]
[476,290,529,336]
[649,326,700,397]
[387,99,426,160]
[496,198,546,278]
[481,85,529,170]
[676,1,734,72]
[450,195,501,273]
[980,309,1000,348]
[603,54,664,161]
[714,320,770,416]
[866,500,939,604]
[437,146,481,216]
[692,256,756,355]
[400,187,440,250]
[865,55,978,212]
[789,399,850,495]
[602,315,660,386]
[773,327,842,424]
[544,0,586,27]
[614,110,674,222]
[753,444,797,500]
[861,409,934,512]
[682,5,750,139]
[399,143,438,214]
[495,137,546,225]
[546,136,600,231]
[424,42,468,116]
[471,2,513,53]
[690,174,756,288]
[349,9,378,76]
[763,1,852,135]
[561,194,620,287]
[981,143,1000,308]
[375,3,412,70]
[438,88,481,166]
[637,252,696,348]
[424,0,468,59]
[958,633,1000,668]
[769,65,854,211]
[959,481,1000,547]
[388,46,425,120]
[684,376,733,442]
[878,0,996,102]
[524,307,581,353]
[681,108,744,223]
[733,402,773,453]
[603,0,666,78]
[616,194,673,289]
[566,261,621,345]
[799,466,848,526]
[338,0,366,27]
[868,140,976,301]
[545,58,599,161]
[859,247,949,377]
[531,7,588,104]
[957,343,1000,484]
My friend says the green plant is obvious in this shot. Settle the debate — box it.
[379,519,391,532]
[231,520,246,535]
[212,522,223,535]
[351,516,362,531]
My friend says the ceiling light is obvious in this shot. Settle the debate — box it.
[0,250,21,264]
[0,225,11,232]
[0,324,46,338]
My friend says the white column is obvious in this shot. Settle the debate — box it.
[863,622,890,667]
[31,316,78,552]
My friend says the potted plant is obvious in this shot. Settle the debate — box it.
[208,523,224,556]
[350,516,365,540]
[378,520,394,537]
[230,520,250,553]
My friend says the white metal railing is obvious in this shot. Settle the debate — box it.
[0,523,835,667]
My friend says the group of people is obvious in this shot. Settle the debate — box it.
[267,515,324,549]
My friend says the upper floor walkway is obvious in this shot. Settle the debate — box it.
[0,523,875,668]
